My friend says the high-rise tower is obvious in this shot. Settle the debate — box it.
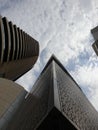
[0,16,39,80]
[0,15,39,130]
[6,55,98,130]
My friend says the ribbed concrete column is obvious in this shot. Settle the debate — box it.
[14,25,19,60]
[9,22,15,61]
[22,31,25,58]
[19,28,22,59]
[2,17,11,62]
[17,28,21,59]
[24,32,27,57]
[20,30,24,58]
[0,16,5,63]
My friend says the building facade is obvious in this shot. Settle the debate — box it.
[0,78,27,130]
[91,26,98,55]
[5,55,98,130]
[0,16,39,80]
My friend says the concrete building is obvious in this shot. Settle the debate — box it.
[91,26,98,40]
[6,55,98,130]
[0,78,27,130]
[92,41,98,56]
[91,26,98,55]
[0,16,39,80]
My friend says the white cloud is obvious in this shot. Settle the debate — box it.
[71,56,98,110]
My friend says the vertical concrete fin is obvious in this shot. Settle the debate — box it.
[0,16,5,63]
[52,60,61,111]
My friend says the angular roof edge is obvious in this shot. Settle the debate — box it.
[41,54,82,92]
[91,26,98,34]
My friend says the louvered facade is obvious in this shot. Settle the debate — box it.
[0,16,39,80]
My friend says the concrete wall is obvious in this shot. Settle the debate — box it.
[5,56,98,130]
[0,78,27,130]
[7,62,54,130]
[54,61,98,129]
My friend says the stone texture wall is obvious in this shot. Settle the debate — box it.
[55,62,98,130]
[4,56,98,130]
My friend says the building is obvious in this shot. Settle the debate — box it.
[5,55,98,130]
[0,16,39,80]
[0,15,40,130]
[91,26,98,40]
[0,78,27,130]
[91,26,98,55]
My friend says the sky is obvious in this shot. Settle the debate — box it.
[0,0,98,111]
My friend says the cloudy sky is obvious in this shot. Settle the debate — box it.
[0,0,98,110]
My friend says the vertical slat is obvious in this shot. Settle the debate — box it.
[19,28,22,59]
[9,22,15,60]
[22,31,25,58]
[20,30,23,58]
[14,25,19,60]
[2,17,11,62]
[0,16,5,63]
